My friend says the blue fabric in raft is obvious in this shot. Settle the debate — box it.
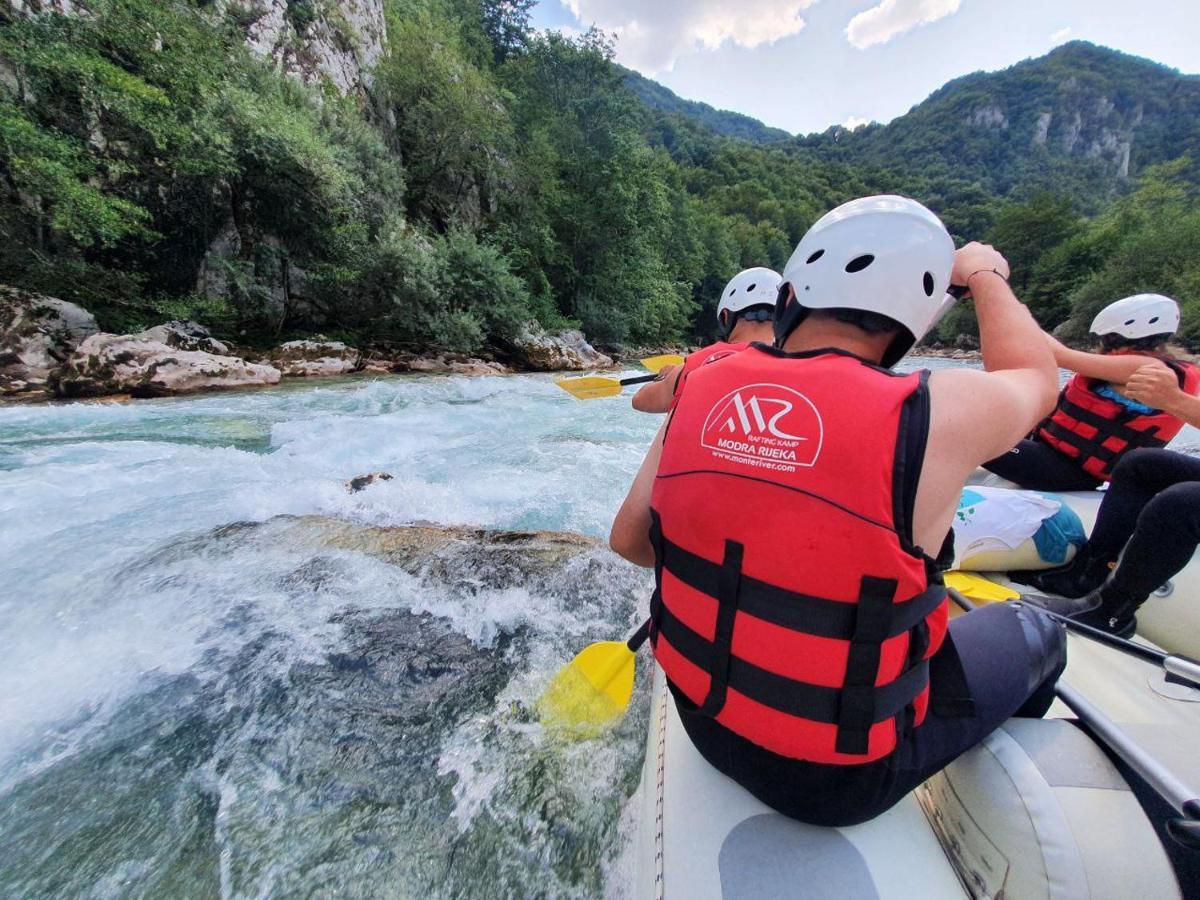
[1030,493,1088,564]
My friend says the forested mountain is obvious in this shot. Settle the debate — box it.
[0,3,1197,355]
[621,67,792,144]
[801,42,1200,209]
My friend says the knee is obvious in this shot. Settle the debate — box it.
[1110,448,1165,485]
[1141,483,1200,532]
[1012,602,1067,689]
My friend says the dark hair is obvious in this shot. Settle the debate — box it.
[825,307,903,336]
[1099,332,1172,353]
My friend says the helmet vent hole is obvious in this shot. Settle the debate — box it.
[806,250,825,264]
[1149,316,1160,324]
[845,255,875,273]
[747,283,757,292]
[729,288,737,296]
[1125,319,1136,326]
[923,272,935,297]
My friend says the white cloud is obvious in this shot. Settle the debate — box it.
[842,115,871,130]
[560,0,815,74]
[1051,26,1073,44]
[845,0,962,50]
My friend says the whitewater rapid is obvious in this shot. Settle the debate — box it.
[0,372,665,898]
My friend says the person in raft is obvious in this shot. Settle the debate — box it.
[982,293,1199,492]
[609,195,1066,827]
[631,267,781,414]
[1019,363,1200,636]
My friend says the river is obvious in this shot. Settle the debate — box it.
[2,361,1197,898]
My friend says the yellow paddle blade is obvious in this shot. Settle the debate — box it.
[945,571,1021,604]
[538,640,637,735]
[554,376,623,401]
[640,354,685,374]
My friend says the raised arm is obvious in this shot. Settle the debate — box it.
[1125,363,1200,427]
[928,243,1060,470]
[1045,334,1171,385]
[630,365,681,414]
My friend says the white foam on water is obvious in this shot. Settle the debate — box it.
[0,374,656,775]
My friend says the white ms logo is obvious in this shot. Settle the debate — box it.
[701,383,823,470]
[713,392,804,440]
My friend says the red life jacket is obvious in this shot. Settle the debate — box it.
[650,346,948,764]
[671,341,748,396]
[1037,358,1200,481]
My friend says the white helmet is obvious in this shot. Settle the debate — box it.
[717,267,783,318]
[777,195,956,366]
[1090,294,1180,341]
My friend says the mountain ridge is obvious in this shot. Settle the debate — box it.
[624,42,1199,203]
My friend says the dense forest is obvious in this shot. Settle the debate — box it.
[0,0,1198,354]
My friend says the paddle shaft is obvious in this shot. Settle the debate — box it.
[622,374,658,386]
[948,588,1200,833]
[1037,607,1200,688]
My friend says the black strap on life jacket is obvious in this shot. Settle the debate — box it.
[837,576,898,754]
[698,539,743,716]
[653,600,931,729]
[1042,395,1171,468]
[654,528,946,641]
[648,512,942,754]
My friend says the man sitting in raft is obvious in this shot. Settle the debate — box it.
[1020,363,1200,636]
[632,268,780,414]
[609,195,1067,827]
[982,294,1198,492]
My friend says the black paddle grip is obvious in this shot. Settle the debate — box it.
[627,618,652,652]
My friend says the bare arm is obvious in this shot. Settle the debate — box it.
[965,244,1060,452]
[630,366,681,414]
[1125,364,1200,427]
[1046,335,1171,385]
[609,420,666,567]
[913,245,1060,552]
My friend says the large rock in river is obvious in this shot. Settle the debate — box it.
[271,339,363,377]
[508,322,613,372]
[137,320,231,355]
[0,285,99,395]
[53,332,281,398]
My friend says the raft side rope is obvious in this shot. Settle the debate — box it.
[655,679,667,900]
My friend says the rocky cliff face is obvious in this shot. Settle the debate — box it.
[229,0,387,98]
[10,0,388,99]
[802,42,1200,201]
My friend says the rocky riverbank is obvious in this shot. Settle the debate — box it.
[0,287,618,403]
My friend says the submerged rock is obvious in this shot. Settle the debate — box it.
[52,332,281,398]
[507,322,613,372]
[347,472,393,493]
[271,339,363,377]
[0,285,99,395]
[0,514,649,897]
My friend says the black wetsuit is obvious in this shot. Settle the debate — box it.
[1089,448,1200,598]
[982,437,1104,492]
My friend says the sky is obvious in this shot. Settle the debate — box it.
[530,0,1200,135]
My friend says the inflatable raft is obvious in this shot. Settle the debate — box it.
[632,640,1195,899]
